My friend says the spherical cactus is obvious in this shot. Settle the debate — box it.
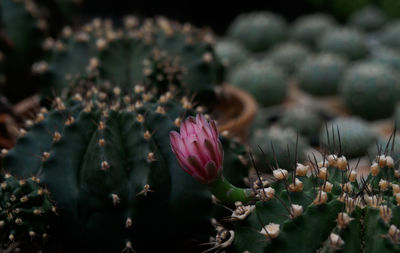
[215,40,249,73]
[250,127,308,172]
[319,117,376,158]
[227,60,288,107]
[369,46,400,71]
[1,81,248,252]
[381,21,400,50]
[296,53,348,96]
[290,14,336,47]
[317,28,369,60]
[340,62,400,120]
[205,144,400,253]
[348,5,386,31]
[227,12,286,52]
[278,106,323,138]
[268,42,311,74]
[33,16,223,100]
[0,174,56,247]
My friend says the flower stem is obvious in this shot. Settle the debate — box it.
[208,176,253,204]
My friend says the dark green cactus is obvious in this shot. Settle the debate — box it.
[207,135,400,253]
[296,53,348,96]
[317,28,369,60]
[1,81,248,252]
[381,21,400,51]
[278,106,323,139]
[370,47,400,71]
[319,117,376,158]
[0,173,55,247]
[268,42,310,74]
[227,12,286,52]
[339,62,400,120]
[34,17,223,100]
[215,40,249,74]
[290,14,336,47]
[227,60,288,107]
[348,6,386,31]
[250,127,308,172]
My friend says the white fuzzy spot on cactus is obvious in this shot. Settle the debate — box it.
[290,204,303,219]
[296,163,309,176]
[329,233,344,251]
[337,212,353,229]
[273,169,288,180]
[231,202,255,220]
[348,170,357,182]
[392,184,400,195]
[317,167,328,180]
[125,217,132,229]
[32,61,48,74]
[136,184,153,197]
[379,179,389,191]
[289,178,303,192]
[96,38,107,50]
[380,205,392,224]
[259,223,280,239]
[340,182,353,193]
[256,187,275,201]
[101,161,110,170]
[388,225,400,244]
[41,152,50,162]
[313,191,327,205]
[144,130,152,140]
[111,194,120,206]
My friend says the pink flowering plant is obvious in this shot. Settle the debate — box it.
[170,114,252,203]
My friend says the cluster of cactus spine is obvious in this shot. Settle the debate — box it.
[1,78,248,252]
[207,132,400,253]
[33,16,223,100]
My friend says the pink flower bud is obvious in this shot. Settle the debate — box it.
[170,114,224,184]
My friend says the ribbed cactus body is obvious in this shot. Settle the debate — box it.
[2,82,247,251]
[268,42,310,74]
[340,62,400,120]
[228,12,286,52]
[317,28,368,60]
[228,60,287,107]
[297,53,347,96]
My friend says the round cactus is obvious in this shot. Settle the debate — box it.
[340,62,400,120]
[250,127,308,172]
[290,14,336,47]
[268,42,311,74]
[215,40,249,73]
[319,117,376,158]
[369,46,400,71]
[381,21,400,51]
[317,28,369,60]
[227,60,288,107]
[296,53,348,96]
[348,5,386,31]
[1,80,248,252]
[227,12,286,52]
[278,106,323,138]
[33,17,223,100]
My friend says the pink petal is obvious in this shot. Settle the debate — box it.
[187,155,208,179]
[204,139,219,167]
[205,160,219,182]
[193,140,211,165]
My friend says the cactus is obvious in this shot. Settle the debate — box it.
[207,144,400,253]
[215,40,249,74]
[370,47,400,71]
[0,173,55,248]
[1,80,248,251]
[0,0,47,102]
[368,135,400,163]
[317,28,369,60]
[319,117,376,158]
[34,17,223,100]
[296,53,348,96]
[339,62,400,120]
[227,60,288,107]
[227,12,286,52]
[348,6,386,31]
[278,106,323,139]
[250,127,308,173]
[268,42,310,74]
[381,21,400,51]
[290,14,336,47]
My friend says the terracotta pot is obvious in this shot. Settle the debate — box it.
[214,84,257,142]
